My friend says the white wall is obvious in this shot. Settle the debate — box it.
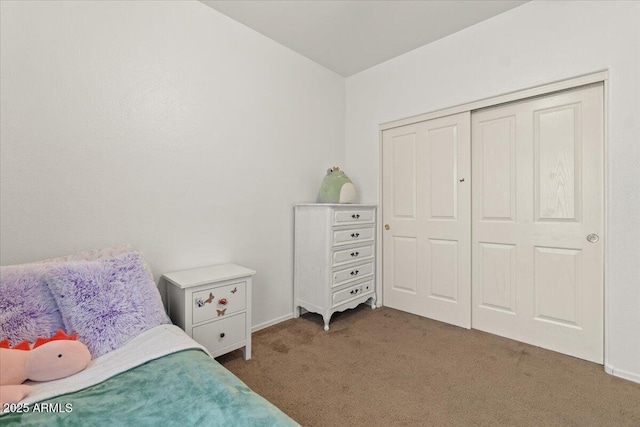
[345,1,640,381]
[0,1,345,329]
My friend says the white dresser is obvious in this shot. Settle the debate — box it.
[164,264,255,359]
[294,204,377,331]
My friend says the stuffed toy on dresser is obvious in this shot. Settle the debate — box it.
[317,167,357,203]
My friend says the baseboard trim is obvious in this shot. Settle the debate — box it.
[252,313,293,333]
[605,364,640,384]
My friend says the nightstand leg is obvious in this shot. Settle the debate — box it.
[323,315,330,332]
[243,344,251,360]
[293,305,300,318]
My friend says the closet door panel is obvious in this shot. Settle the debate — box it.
[428,125,458,219]
[391,132,417,218]
[479,115,516,221]
[383,112,471,328]
[472,83,603,363]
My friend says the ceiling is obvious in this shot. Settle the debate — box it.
[200,0,529,77]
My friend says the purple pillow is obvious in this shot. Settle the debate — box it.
[0,264,65,345]
[45,252,169,358]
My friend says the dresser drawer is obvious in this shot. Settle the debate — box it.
[192,313,246,354]
[332,261,374,287]
[192,281,246,325]
[333,208,375,225]
[332,280,374,307]
[332,244,374,267]
[332,226,374,246]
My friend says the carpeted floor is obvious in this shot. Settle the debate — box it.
[217,305,640,427]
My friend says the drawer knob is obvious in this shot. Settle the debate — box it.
[350,232,360,238]
[350,251,359,257]
[350,270,359,276]
[220,333,225,338]
[350,288,360,295]
[351,214,361,219]
[219,298,228,305]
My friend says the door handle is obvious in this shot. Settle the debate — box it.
[586,234,599,243]
[384,224,390,230]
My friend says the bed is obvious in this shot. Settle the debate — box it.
[0,248,298,426]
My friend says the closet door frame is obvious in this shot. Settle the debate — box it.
[376,70,609,363]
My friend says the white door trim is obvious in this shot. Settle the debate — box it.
[376,70,609,368]
[379,70,608,131]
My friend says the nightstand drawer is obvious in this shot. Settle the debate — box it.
[332,243,374,267]
[332,280,374,307]
[332,261,374,287]
[192,313,246,354]
[332,226,374,246]
[333,208,375,225]
[192,281,246,325]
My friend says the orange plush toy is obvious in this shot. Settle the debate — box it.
[0,330,91,406]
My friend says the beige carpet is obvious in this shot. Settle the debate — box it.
[217,306,640,427]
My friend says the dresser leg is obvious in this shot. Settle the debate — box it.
[243,345,251,361]
[323,315,330,332]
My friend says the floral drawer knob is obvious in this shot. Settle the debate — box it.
[195,293,215,308]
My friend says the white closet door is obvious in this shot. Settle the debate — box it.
[382,112,471,328]
[472,83,604,363]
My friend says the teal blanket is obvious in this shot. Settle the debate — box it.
[1,350,298,426]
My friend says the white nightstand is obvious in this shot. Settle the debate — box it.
[163,264,255,360]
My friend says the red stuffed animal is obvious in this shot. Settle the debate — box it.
[0,330,91,406]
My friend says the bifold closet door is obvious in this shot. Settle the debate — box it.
[471,83,604,363]
[382,112,471,328]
